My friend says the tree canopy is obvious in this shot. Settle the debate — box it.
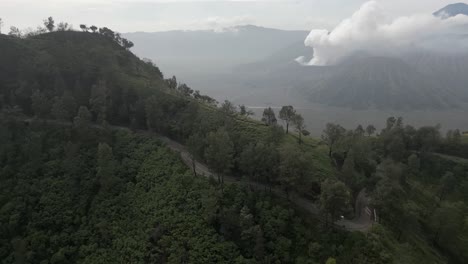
[261,107,277,126]
[279,105,296,134]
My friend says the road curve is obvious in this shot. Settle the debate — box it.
[145,123,373,232]
[18,116,373,232]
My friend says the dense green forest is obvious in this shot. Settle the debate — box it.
[0,117,392,263]
[1,22,467,263]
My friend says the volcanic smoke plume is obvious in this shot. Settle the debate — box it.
[299,1,468,66]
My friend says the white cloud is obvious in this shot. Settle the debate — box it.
[0,0,460,32]
[300,1,468,66]
[3,0,294,3]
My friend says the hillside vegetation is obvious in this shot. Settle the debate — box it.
[0,118,356,263]
[1,27,468,264]
[0,30,331,195]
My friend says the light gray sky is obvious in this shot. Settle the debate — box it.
[0,0,459,33]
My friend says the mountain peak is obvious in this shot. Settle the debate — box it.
[434,2,468,18]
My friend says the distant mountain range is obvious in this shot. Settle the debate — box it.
[233,3,468,110]
[124,26,308,76]
[125,4,468,111]
[232,48,468,110]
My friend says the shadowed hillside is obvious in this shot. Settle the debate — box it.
[1,27,467,264]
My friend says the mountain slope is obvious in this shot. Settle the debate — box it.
[406,51,468,101]
[434,2,468,18]
[301,56,460,110]
[234,41,312,74]
[227,24,468,110]
[228,46,468,110]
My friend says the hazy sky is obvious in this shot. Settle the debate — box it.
[0,0,459,33]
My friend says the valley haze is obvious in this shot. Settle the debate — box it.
[124,1,468,135]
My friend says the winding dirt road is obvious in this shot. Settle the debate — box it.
[155,126,373,232]
[18,116,373,232]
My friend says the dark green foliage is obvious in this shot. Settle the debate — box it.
[438,129,468,158]
[56,22,72,32]
[0,120,392,263]
[429,202,466,257]
[8,26,21,37]
[51,93,77,121]
[320,180,351,222]
[261,107,277,126]
[292,113,306,144]
[187,133,204,176]
[322,123,346,158]
[73,106,91,128]
[43,17,55,32]
[437,171,457,201]
[220,100,237,115]
[0,121,238,262]
[407,154,420,176]
[239,142,279,185]
[165,75,178,89]
[278,143,313,195]
[96,142,119,194]
[121,38,134,50]
[279,105,296,134]
[79,24,88,32]
[89,25,97,33]
[31,89,51,117]
[354,125,365,137]
[205,127,234,183]
[366,124,376,136]
[316,116,468,263]
[2,29,466,263]
[239,105,253,117]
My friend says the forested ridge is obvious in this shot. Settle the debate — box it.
[0,23,468,264]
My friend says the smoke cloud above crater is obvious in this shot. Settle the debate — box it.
[299,1,468,66]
